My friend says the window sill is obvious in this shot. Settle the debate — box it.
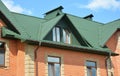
[0,66,7,69]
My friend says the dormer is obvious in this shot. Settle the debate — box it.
[44,6,64,19]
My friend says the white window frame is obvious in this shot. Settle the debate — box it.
[63,29,71,44]
[53,27,60,42]
[86,60,97,76]
[47,56,61,76]
[0,42,5,66]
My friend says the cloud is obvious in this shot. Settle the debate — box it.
[80,0,120,11]
[2,0,32,15]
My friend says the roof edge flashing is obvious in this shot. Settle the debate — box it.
[45,6,64,15]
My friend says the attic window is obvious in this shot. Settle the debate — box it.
[53,27,60,42]
[52,27,71,44]
[63,29,71,44]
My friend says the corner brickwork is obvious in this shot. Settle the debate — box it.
[25,44,35,76]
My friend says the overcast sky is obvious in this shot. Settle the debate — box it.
[1,0,120,23]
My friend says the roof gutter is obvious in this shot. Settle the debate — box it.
[25,40,119,56]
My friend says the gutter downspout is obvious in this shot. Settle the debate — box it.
[35,20,43,76]
[106,52,113,76]
[35,42,41,76]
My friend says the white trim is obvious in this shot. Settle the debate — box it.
[84,58,100,76]
[45,53,64,76]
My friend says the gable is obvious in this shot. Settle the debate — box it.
[106,31,118,52]
[44,19,80,45]
[44,15,92,46]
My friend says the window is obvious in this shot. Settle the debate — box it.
[86,61,97,76]
[48,56,61,76]
[52,27,71,44]
[63,29,71,44]
[53,27,60,42]
[0,42,5,66]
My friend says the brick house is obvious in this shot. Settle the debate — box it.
[0,1,120,76]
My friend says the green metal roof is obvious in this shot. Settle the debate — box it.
[40,14,65,40]
[1,1,119,56]
[0,0,19,33]
[99,19,120,46]
[11,12,46,41]
[66,14,103,48]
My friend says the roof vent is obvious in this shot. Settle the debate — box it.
[44,6,64,19]
[83,14,94,21]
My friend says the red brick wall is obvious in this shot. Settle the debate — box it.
[0,20,25,76]
[106,30,120,76]
[36,46,108,76]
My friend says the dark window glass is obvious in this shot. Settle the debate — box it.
[48,56,60,76]
[86,61,97,76]
[0,42,5,66]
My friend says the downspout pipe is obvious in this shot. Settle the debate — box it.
[106,52,113,76]
[35,42,41,76]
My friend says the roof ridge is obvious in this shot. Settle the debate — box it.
[11,12,46,20]
[42,14,65,23]
[66,13,104,25]
[45,6,63,15]
[105,19,120,24]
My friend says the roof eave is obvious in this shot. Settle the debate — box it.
[25,40,118,56]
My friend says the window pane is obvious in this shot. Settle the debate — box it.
[0,50,4,65]
[87,68,91,76]
[56,27,60,42]
[52,27,60,42]
[0,42,4,48]
[66,32,71,44]
[86,61,96,67]
[63,29,70,44]
[63,29,66,43]
[92,68,96,76]
[55,64,60,76]
[86,61,97,76]
[53,28,56,41]
[48,56,60,63]
[48,64,54,76]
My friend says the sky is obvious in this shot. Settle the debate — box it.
[1,0,120,23]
